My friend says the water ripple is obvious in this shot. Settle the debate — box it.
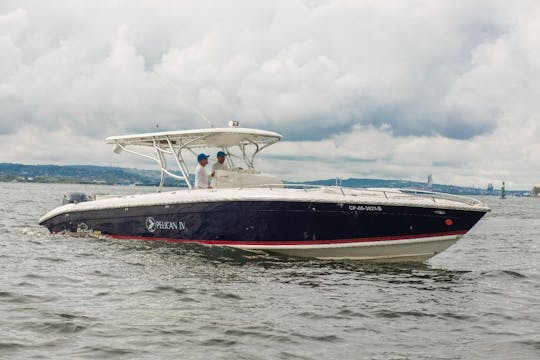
[2,185,540,359]
[0,291,52,304]
[200,338,237,346]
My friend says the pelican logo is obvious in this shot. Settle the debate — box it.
[77,222,91,233]
[146,217,156,232]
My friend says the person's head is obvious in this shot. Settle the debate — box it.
[197,153,210,166]
[216,151,226,164]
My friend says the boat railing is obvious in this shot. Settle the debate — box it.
[394,188,484,206]
[238,183,485,207]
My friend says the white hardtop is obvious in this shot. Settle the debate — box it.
[105,127,282,148]
[105,124,283,191]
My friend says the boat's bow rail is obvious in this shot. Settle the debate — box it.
[242,184,490,210]
[391,188,486,207]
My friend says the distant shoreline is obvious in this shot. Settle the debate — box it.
[0,162,531,196]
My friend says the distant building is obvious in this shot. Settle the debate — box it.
[487,183,494,193]
[427,174,433,189]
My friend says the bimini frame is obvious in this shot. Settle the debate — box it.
[105,126,282,191]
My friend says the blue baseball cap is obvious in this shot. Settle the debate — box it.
[197,153,210,162]
[217,151,227,157]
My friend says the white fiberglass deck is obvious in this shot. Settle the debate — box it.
[39,186,489,223]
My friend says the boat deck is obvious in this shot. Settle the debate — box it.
[40,186,490,224]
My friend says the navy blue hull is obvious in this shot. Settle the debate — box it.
[40,201,486,244]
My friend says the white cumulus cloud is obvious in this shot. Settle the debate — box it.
[1,0,539,189]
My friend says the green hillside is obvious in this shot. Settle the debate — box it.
[0,163,523,195]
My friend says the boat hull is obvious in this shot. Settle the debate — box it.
[249,235,461,262]
[39,199,486,261]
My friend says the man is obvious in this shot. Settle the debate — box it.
[195,153,210,189]
[211,151,228,177]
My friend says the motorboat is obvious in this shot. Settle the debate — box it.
[39,123,490,262]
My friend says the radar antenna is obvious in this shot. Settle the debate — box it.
[195,110,214,128]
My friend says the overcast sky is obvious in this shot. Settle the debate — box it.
[1,0,539,189]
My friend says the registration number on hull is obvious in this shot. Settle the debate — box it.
[348,205,383,211]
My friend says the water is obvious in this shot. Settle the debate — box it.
[1,183,539,359]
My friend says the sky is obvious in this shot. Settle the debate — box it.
[1,0,539,189]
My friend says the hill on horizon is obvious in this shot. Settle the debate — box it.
[0,163,165,186]
[0,162,518,195]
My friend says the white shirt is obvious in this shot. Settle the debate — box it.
[195,164,209,189]
[211,161,228,175]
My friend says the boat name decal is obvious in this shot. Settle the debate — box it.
[146,217,186,232]
[348,205,383,211]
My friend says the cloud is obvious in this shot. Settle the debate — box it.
[1,0,539,189]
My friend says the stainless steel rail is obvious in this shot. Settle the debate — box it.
[241,184,485,207]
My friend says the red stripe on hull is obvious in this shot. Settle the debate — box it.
[90,230,468,246]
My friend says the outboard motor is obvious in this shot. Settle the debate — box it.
[63,192,94,205]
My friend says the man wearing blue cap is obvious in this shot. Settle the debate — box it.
[195,153,210,189]
[211,151,229,177]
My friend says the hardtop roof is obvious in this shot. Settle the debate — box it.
[105,127,282,148]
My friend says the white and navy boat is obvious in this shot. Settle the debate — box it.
[39,123,490,262]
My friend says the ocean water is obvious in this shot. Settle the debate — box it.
[1,182,539,359]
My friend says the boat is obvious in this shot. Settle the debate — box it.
[39,122,490,262]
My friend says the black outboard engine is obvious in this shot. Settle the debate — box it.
[63,192,94,205]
